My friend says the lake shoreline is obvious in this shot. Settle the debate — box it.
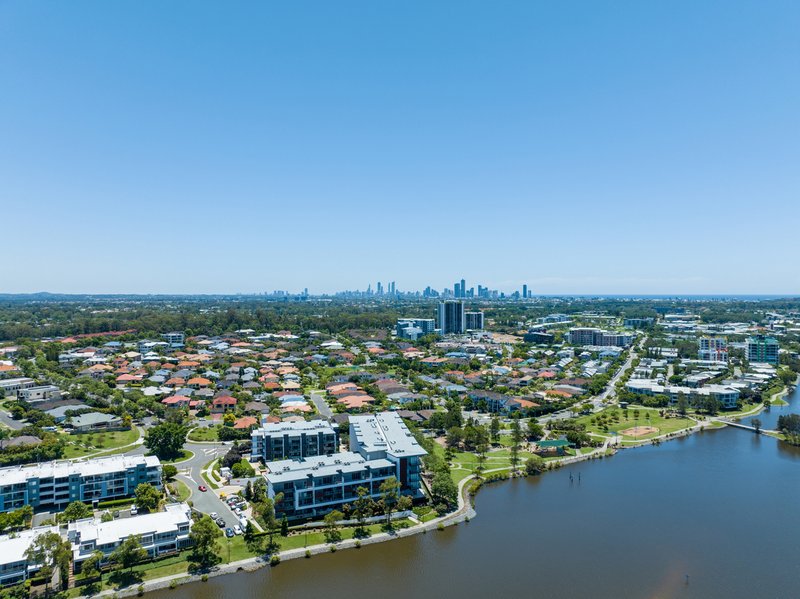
[85,398,793,599]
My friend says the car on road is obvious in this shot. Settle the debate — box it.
[198,485,208,492]
[233,525,242,535]
[225,527,234,538]
[130,505,138,516]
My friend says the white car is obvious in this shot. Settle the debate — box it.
[210,512,218,520]
[233,525,242,535]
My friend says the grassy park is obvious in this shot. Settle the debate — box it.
[188,425,220,442]
[576,406,694,440]
[61,428,140,458]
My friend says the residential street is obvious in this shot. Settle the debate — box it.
[309,389,333,418]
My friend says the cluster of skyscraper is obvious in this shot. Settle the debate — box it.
[366,281,397,295]
[335,278,532,300]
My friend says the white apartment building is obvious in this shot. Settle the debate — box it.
[68,503,192,572]
[0,455,162,513]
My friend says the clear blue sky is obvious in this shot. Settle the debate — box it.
[2,1,799,295]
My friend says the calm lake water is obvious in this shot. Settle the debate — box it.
[155,388,800,599]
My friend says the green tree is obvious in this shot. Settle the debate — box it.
[110,535,147,572]
[231,460,254,478]
[475,435,489,477]
[189,515,222,568]
[251,479,268,504]
[280,515,289,537]
[161,464,178,481]
[752,418,762,435]
[526,419,544,441]
[397,494,413,513]
[134,483,162,513]
[510,414,522,471]
[352,486,372,537]
[0,504,34,532]
[251,493,283,552]
[24,531,71,593]
[323,509,344,543]
[431,468,458,512]
[676,393,689,416]
[525,456,544,475]
[144,421,187,460]
[446,426,463,449]
[57,500,93,523]
[379,476,400,528]
[80,550,104,592]
[489,416,501,443]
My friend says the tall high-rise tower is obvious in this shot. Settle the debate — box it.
[438,300,466,335]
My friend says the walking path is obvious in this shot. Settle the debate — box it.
[87,472,477,599]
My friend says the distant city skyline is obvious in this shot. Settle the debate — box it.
[2,2,799,295]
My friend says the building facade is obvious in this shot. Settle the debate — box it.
[523,331,555,344]
[160,332,185,347]
[698,336,728,362]
[0,455,162,514]
[0,526,59,586]
[568,328,634,347]
[0,378,36,397]
[465,311,485,331]
[626,380,740,409]
[266,452,397,521]
[251,420,338,462]
[438,300,465,335]
[18,385,62,403]
[265,412,426,521]
[746,335,779,364]
[349,412,425,494]
[68,503,192,572]
[624,318,655,329]
[395,318,437,340]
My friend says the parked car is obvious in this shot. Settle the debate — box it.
[216,518,226,528]
[233,525,242,536]
[130,505,138,516]
[210,512,218,520]
[225,527,234,538]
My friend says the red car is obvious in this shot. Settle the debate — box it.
[198,485,208,492]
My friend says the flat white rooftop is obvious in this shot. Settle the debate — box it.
[68,503,190,556]
[0,454,161,486]
[0,526,59,566]
[265,452,393,484]
[349,412,427,458]
[253,420,335,436]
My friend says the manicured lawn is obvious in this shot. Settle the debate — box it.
[163,449,194,464]
[167,478,192,502]
[723,402,765,417]
[221,535,254,562]
[62,428,140,458]
[67,554,190,596]
[59,517,423,598]
[449,448,538,483]
[575,407,693,440]
[188,426,220,442]
[275,520,414,552]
